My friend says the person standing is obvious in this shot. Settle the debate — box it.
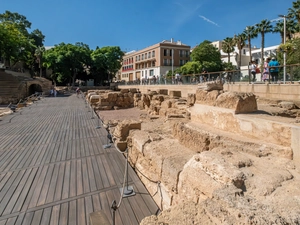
[262,58,270,82]
[250,61,257,83]
[269,57,280,83]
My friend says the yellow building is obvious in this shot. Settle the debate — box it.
[120,39,190,82]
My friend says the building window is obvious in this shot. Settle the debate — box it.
[152,50,155,57]
[179,50,183,57]
[138,55,140,61]
[179,60,184,66]
[152,61,155,67]
[145,53,147,59]
[163,59,168,66]
[185,51,189,57]
[150,70,154,76]
[142,54,144,60]
[163,49,168,56]
[148,52,151,58]
[170,49,173,56]
[243,49,246,54]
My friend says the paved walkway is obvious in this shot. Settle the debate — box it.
[0,94,158,225]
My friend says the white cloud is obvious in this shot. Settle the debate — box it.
[199,15,220,27]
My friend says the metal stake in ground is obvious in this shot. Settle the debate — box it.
[120,151,135,197]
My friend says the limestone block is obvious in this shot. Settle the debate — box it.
[129,88,138,93]
[87,92,97,99]
[112,120,141,141]
[137,100,145,110]
[157,89,168,95]
[195,89,220,105]
[187,93,196,106]
[147,90,158,95]
[133,93,142,100]
[120,89,129,93]
[142,94,151,107]
[204,82,223,91]
[169,90,181,98]
[278,101,295,110]
[107,92,118,102]
[178,155,224,200]
[152,95,164,102]
[131,130,151,154]
[215,92,257,113]
[195,152,245,188]
[161,100,172,109]
[89,95,100,103]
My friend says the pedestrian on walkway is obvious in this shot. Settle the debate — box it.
[250,61,257,83]
[269,57,280,83]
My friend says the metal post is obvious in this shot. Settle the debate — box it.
[119,150,135,197]
[283,15,286,84]
[172,49,174,84]
[111,200,117,225]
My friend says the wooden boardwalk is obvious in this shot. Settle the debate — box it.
[0,94,159,225]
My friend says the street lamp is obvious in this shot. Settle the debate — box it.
[278,14,290,84]
[172,49,174,84]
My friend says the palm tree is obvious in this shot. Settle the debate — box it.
[221,37,235,63]
[35,46,45,77]
[233,33,247,69]
[256,19,273,64]
[288,0,300,24]
[243,25,258,63]
[273,20,299,43]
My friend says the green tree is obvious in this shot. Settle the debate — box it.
[288,0,300,24]
[43,42,92,85]
[91,46,124,84]
[243,25,258,63]
[233,33,247,69]
[35,46,45,77]
[221,37,235,63]
[273,19,299,43]
[179,61,202,75]
[256,19,273,63]
[191,40,222,72]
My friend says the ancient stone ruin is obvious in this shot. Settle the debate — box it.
[86,82,300,224]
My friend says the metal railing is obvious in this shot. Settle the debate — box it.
[117,63,300,86]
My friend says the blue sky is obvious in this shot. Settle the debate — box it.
[2,0,295,51]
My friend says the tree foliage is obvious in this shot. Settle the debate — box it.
[190,40,222,72]
[43,42,92,85]
[222,37,235,63]
[91,46,124,85]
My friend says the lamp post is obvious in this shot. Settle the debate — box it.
[279,14,288,84]
[172,49,174,84]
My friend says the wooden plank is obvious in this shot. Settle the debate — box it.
[96,155,110,189]
[58,202,68,225]
[5,216,17,225]
[76,159,83,196]
[39,207,52,225]
[81,158,90,194]
[99,154,116,187]
[91,156,103,190]
[68,199,77,225]
[1,168,32,216]
[45,163,59,204]
[22,211,34,225]
[62,161,70,200]
[0,220,7,225]
[91,194,101,212]
[85,196,94,225]
[49,204,60,225]
[112,187,135,225]
[77,198,86,225]
[13,167,38,213]
[69,160,77,198]
[13,212,25,225]
[37,164,55,206]
[86,157,97,192]
[28,165,48,209]
[30,209,43,225]
[106,189,122,225]
[53,163,65,202]
[99,192,112,224]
